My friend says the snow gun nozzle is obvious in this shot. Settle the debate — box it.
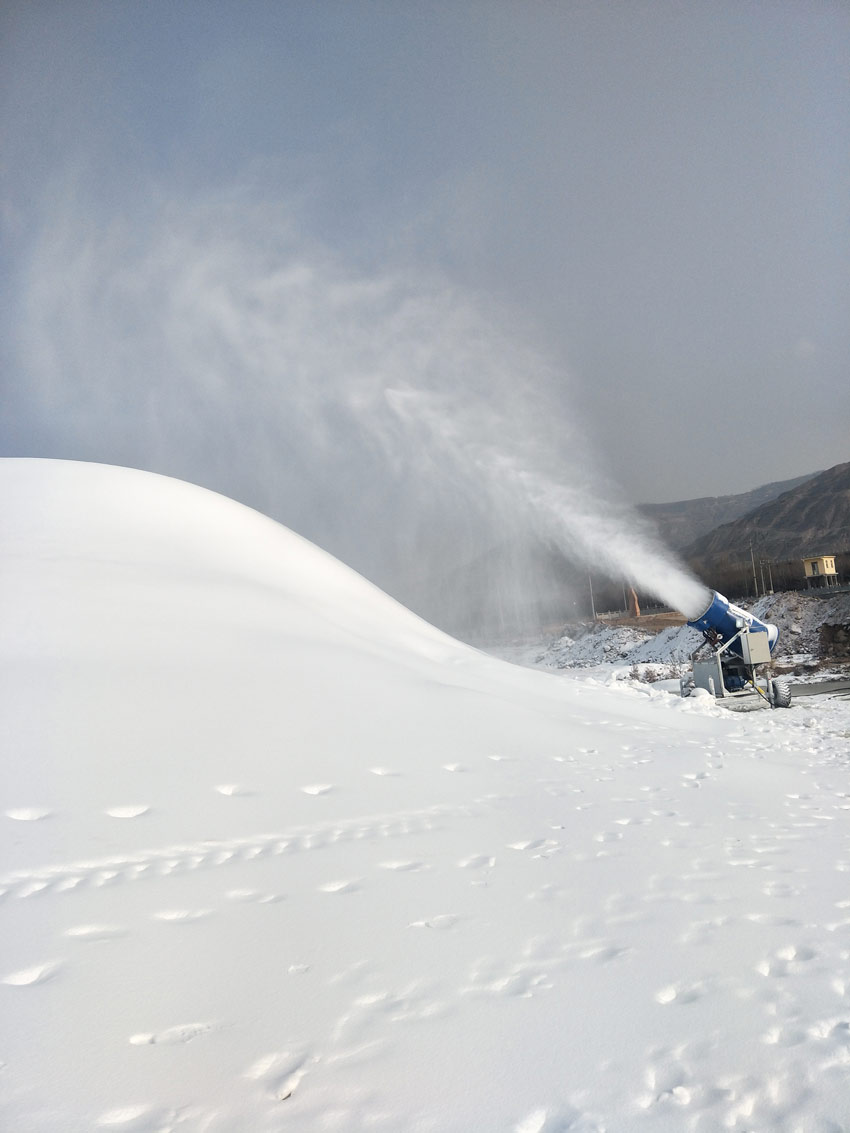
[687,590,778,656]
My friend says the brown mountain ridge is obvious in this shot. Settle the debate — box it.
[682,461,850,566]
[638,472,819,551]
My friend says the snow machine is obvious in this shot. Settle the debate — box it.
[680,590,792,708]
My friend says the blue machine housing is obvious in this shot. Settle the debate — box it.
[687,590,778,659]
[682,590,790,708]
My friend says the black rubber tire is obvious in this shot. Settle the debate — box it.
[770,677,792,709]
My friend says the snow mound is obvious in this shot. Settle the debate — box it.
[0,457,462,666]
[2,459,850,1132]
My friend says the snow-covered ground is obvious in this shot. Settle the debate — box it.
[3,459,850,1132]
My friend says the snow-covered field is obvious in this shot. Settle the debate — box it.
[3,459,850,1132]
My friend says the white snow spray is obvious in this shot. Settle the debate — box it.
[384,387,709,621]
[11,182,709,632]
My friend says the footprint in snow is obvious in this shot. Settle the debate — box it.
[654,979,711,1005]
[95,1104,174,1130]
[755,943,817,978]
[458,854,495,870]
[129,1022,215,1046]
[244,1050,311,1101]
[763,880,800,898]
[215,784,254,797]
[761,1023,808,1047]
[514,1106,591,1132]
[14,880,52,898]
[409,914,459,930]
[319,880,361,894]
[5,807,52,821]
[2,961,62,986]
[105,805,150,819]
[637,1054,694,1111]
[64,924,127,941]
[301,784,334,796]
[93,869,123,886]
[224,889,282,904]
[570,939,630,964]
[152,909,212,923]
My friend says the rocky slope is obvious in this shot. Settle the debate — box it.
[682,461,850,563]
[531,590,850,674]
[638,472,818,550]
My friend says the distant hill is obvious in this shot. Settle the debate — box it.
[682,461,850,565]
[639,472,819,551]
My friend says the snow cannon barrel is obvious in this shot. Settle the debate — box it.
[687,590,779,658]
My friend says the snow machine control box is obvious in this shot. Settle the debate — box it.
[738,629,771,666]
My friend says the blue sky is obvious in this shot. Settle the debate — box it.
[1,1,848,616]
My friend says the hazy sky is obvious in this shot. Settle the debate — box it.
[1,1,848,620]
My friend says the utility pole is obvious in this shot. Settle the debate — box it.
[750,543,759,597]
[588,570,596,620]
[768,561,774,593]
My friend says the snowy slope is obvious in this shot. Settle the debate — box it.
[2,460,850,1132]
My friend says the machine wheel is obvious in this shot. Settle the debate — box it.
[770,677,792,708]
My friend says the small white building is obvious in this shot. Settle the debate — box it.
[802,554,838,589]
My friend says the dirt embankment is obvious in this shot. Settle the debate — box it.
[599,611,687,633]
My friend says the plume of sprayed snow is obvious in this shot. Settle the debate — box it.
[9,180,708,629]
[386,387,709,620]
